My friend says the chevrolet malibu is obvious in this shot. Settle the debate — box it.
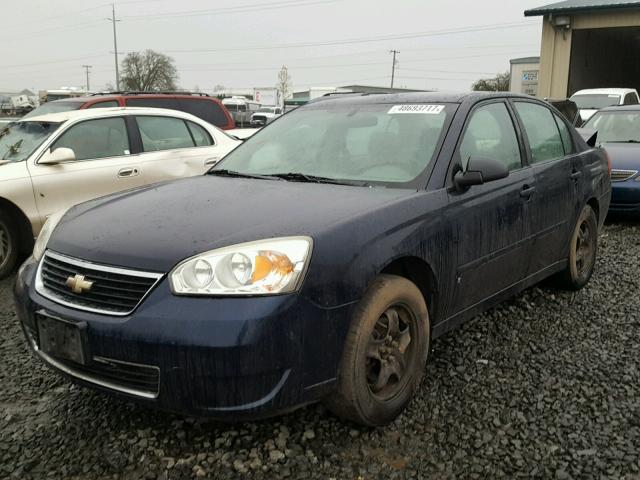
[14,92,611,426]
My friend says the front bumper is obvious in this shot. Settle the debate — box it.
[14,257,354,419]
[608,181,640,215]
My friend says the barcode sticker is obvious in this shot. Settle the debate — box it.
[388,104,445,114]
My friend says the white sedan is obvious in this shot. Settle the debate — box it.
[0,107,240,278]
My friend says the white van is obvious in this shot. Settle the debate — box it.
[222,97,261,127]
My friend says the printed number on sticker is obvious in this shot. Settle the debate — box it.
[388,104,444,114]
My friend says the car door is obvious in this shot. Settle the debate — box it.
[447,100,535,313]
[133,115,228,184]
[28,116,144,221]
[512,101,581,276]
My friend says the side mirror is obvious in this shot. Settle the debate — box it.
[454,157,509,190]
[39,147,76,165]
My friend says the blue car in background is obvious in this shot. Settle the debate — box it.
[14,92,611,426]
[583,105,640,215]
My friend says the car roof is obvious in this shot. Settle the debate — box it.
[19,107,205,123]
[571,88,635,96]
[48,94,219,104]
[307,91,537,105]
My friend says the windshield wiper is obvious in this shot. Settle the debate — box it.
[207,169,281,180]
[606,140,640,144]
[267,172,368,186]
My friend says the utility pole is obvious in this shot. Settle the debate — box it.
[389,50,399,88]
[82,65,92,92]
[106,4,120,90]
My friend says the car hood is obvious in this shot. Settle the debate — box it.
[602,142,640,171]
[48,175,413,272]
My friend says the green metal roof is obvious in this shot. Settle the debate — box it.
[525,0,640,16]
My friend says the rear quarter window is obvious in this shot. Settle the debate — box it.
[125,98,180,110]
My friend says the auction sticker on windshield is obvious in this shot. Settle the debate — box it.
[388,104,445,114]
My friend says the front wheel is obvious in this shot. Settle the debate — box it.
[326,274,430,426]
[555,205,598,290]
[0,211,19,279]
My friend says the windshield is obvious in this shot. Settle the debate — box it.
[215,102,453,186]
[583,110,640,143]
[257,107,275,113]
[570,94,621,110]
[0,121,61,162]
[22,100,84,119]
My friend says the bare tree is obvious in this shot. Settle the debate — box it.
[472,72,511,92]
[277,66,292,104]
[121,50,178,91]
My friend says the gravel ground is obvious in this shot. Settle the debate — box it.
[1,220,640,480]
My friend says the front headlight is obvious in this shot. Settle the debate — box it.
[169,237,312,296]
[32,209,67,261]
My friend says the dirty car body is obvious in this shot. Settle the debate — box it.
[14,92,611,420]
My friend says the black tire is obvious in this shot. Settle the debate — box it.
[327,274,430,426]
[555,205,598,290]
[0,210,19,279]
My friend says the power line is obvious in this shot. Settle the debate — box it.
[149,20,539,54]
[121,0,340,20]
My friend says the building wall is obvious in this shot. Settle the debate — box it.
[509,62,540,95]
[538,10,640,98]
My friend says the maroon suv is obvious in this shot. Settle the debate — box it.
[25,92,235,130]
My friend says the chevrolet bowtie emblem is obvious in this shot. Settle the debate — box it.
[65,274,94,294]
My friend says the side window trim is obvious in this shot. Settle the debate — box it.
[40,116,131,164]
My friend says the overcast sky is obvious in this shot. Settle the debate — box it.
[3,0,547,94]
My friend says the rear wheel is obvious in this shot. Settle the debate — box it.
[0,210,19,279]
[327,274,430,426]
[555,205,598,290]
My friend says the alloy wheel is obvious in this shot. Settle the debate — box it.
[0,224,9,270]
[575,220,595,277]
[365,304,415,400]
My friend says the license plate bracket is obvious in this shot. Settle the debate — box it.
[36,312,89,365]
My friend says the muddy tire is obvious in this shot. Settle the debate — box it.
[326,274,430,426]
[555,205,598,290]
[0,210,19,279]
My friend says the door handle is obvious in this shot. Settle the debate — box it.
[118,167,139,178]
[520,185,536,199]
[204,157,221,166]
[570,170,582,180]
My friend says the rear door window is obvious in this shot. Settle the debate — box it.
[52,117,130,161]
[136,116,195,151]
[87,100,119,108]
[178,99,229,128]
[515,102,565,164]
[186,121,213,146]
[553,113,574,155]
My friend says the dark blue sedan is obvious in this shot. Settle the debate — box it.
[582,105,640,215]
[14,92,611,426]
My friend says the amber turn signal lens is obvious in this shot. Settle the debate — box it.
[252,251,294,284]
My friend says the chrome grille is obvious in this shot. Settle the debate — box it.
[611,169,638,182]
[36,251,163,316]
